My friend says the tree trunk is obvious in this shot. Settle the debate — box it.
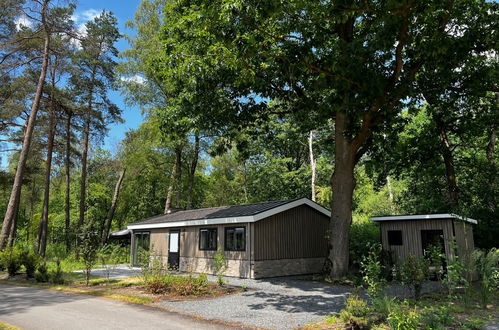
[186,133,200,209]
[0,14,50,250]
[175,147,182,209]
[101,168,126,245]
[435,115,459,208]
[65,111,72,252]
[328,112,357,278]
[78,118,90,232]
[164,157,177,214]
[37,63,57,256]
[308,131,317,201]
[486,127,496,166]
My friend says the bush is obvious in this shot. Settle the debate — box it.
[145,272,209,296]
[360,243,386,299]
[35,261,49,283]
[20,249,39,278]
[394,254,430,300]
[472,248,499,308]
[345,294,369,318]
[350,221,382,271]
[420,305,453,329]
[371,295,397,319]
[337,310,369,330]
[50,259,65,284]
[79,226,99,286]
[212,248,227,286]
[3,248,21,277]
[387,303,420,330]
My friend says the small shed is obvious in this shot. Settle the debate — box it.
[127,198,330,279]
[371,214,476,264]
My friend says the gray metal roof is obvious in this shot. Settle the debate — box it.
[129,198,302,226]
[371,213,478,224]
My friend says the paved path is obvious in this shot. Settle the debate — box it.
[0,284,236,330]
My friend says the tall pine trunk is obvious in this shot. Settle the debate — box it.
[101,168,126,245]
[78,119,90,233]
[0,6,51,249]
[328,112,357,278]
[175,147,182,209]
[37,62,57,256]
[186,133,199,209]
[65,111,72,252]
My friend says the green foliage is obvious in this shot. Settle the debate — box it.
[344,294,369,318]
[443,255,468,299]
[212,247,227,286]
[420,305,453,330]
[349,221,382,271]
[360,243,386,299]
[1,247,21,277]
[371,295,397,320]
[145,272,208,296]
[394,254,430,300]
[35,261,49,283]
[98,244,126,282]
[50,259,65,284]
[472,248,499,308]
[79,226,99,286]
[386,303,420,330]
[20,249,39,278]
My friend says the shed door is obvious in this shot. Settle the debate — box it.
[421,229,444,257]
[168,230,180,270]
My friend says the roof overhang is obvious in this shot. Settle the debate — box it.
[128,198,331,230]
[371,213,478,225]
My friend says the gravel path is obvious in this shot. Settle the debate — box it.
[155,276,353,329]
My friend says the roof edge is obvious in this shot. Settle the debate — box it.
[128,198,331,230]
[371,213,478,224]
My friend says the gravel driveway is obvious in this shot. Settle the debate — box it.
[155,276,353,329]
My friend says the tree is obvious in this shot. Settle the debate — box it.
[0,0,74,250]
[150,0,497,277]
[69,11,121,238]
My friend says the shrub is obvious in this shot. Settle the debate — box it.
[472,248,499,308]
[337,310,369,330]
[35,261,49,283]
[371,295,397,319]
[420,305,453,329]
[145,273,208,295]
[394,254,430,300]
[51,259,65,284]
[99,244,126,282]
[345,294,369,318]
[350,221,382,271]
[212,248,227,286]
[387,304,420,330]
[360,243,386,299]
[442,254,467,299]
[3,248,21,277]
[20,249,39,278]
[79,226,99,286]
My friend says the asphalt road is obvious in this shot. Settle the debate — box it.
[0,284,237,330]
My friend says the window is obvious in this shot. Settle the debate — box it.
[387,230,403,246]
[199,228,217,250]
[225,227,246,251]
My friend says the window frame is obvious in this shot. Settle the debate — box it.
[224,226,246,251]
[198,227,218,251]
[387,230,403,246]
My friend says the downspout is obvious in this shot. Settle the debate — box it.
[248,222,252,279]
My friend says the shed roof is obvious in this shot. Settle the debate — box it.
[371,213,478,224]
[128,198,331,230]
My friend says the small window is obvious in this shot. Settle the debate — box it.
[199,228,217,250]
[387,230,403,246]
[225,227,246,251]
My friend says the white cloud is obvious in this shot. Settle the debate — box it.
[72,9,101,24]
[120,75,146,85]
[14,16,33,30]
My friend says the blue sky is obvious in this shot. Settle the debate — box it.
[74,0,144,153]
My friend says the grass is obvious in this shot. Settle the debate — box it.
[0,321,19,330]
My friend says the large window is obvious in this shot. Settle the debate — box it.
[199,228,217,250]
[133,232,150,265]
[387,230,403,246]
[225,227,246,251]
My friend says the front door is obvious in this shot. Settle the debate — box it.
[168,230,180,270]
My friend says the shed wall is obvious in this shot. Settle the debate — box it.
[453,220,475,260]
[379,219,455,263]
